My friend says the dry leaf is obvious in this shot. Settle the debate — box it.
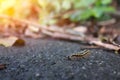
[13,38,25,46]
[24,28,42,38]
[0,36,25,47]
[73,26,87,34]
[0,64,7,70]
[28,25,39,32]
[113,35,120,45]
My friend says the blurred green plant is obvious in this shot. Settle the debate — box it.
[70,0,115,22]
[38,0,115,25]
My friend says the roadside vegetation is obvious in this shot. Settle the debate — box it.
[0,0,119,53]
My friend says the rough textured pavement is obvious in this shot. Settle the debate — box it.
[0,38,120,80]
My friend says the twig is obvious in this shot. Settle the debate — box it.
[41,30,85,41]
[44,30,120,51]
[0,15,85,37]
[0,15,120,51]
[42,28,120,51]
[89,40,120,51]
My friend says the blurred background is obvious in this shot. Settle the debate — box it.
[0,0,119,38]
[0,0,117,24]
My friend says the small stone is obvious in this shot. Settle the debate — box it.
[82,66,86,70]
[20,64,25,68]
[35,73,40,77]
[113,71,116,74]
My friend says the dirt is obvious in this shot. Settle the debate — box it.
[0,38,120,80]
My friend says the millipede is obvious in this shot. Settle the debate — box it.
[68,50,91,60]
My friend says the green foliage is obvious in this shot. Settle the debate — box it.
[0,0,115,25]
[69,0,115,22]
[37,0,115,24]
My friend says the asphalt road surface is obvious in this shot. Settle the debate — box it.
[0,38,120,80]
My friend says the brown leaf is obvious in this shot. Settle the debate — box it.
[13,38,25,46]
[0,64,6,70]
[0,36,25,47]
